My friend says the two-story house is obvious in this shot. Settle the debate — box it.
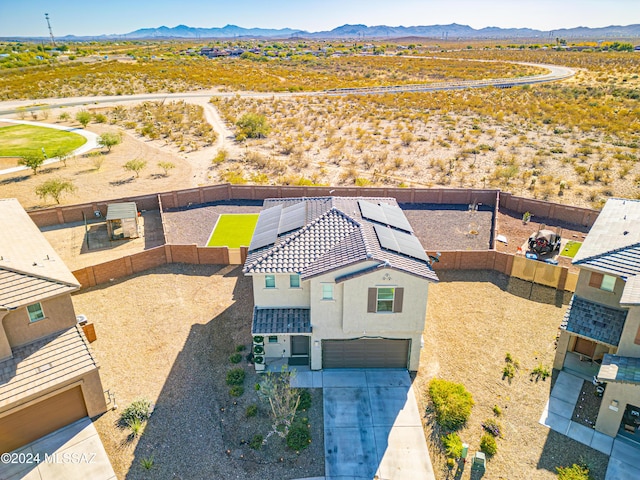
[553,198,640,441]
[0,198,107,453]
[243,196,438,371]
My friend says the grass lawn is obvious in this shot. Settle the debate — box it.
[560,241,582,258]
[207,214,259,247]
[0,124,86,157]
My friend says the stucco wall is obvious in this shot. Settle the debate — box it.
[251,274,310,308]
[596,382,640,437]
[574,269,625,307]
[3,295,77,349]
[618,307,640,357]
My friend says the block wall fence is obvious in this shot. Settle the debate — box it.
[24,185,596,290]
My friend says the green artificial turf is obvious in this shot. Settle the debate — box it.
[0,124,86,157]
[560,240,582,258]
[207,214,259,248]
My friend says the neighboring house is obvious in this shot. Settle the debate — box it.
[554,198,640,441]
[0,198,107,453]
[243,196,438,372]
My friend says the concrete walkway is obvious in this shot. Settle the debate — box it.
[539,371,640,480]
[0,119,99,175]
[293,369,435,480]
[2,417,116,480]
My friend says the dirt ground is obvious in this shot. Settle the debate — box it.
[72,264,324,480]
[414,270,608,480]
[40,210,164,270]
[495,209,590,272]
[72,264,610,480]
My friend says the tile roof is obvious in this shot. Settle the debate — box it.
[251,307,312,334]
[560,295,628,346]
[0,326,99,409]
[243,197,438,282]
[0,199,79,309]
[598,354,640,384]
[573,198,640,279]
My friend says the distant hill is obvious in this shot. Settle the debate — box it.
[4,23,640,42]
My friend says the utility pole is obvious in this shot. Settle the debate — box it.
[45,13,57,47]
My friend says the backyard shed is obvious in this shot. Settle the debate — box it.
[106,202,140,240]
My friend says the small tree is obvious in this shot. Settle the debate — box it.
[53,147,71,167]
[97,132,122,152]
[35,179,76,204]
[257,367,301,442]
[19,153,45,175]
[75,110,91,128]
[124,159,147,178]
[235,113,270,140]
[158,161,175,176]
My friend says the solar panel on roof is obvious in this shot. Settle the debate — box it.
[278,201,306,234]
[374,224,429,262]
[359,200,413,233]
[249,205,282,251]
[358,200,387,225]
[380,203,413,232]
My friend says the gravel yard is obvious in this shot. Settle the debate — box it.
[72,264,324,480]
[162,201,263,246]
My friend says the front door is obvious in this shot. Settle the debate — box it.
[290,336,309,366]
[619,403,640,443]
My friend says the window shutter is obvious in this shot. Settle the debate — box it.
[393,288,404,313]
[367,288,377,313]
[589,272,603,288]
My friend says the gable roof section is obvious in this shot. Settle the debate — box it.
[243,197,438,282]
[560,295,628,347]
[573,198,640,279]
[598,354,640,385]
[0,199,79,309]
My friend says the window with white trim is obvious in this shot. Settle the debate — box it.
[27,302,45,323]
[290,274,300,288]
[265,275,276,288]
[376,287,395,312]
[367,287,404,313]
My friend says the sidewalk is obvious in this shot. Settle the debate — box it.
[539,371,640,479]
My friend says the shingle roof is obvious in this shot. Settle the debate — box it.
[620,275,640,306]
[560,295,628,347]
[243,197,438,282]
[0,326,99,409]
[573,198,640,279]
[598,354,640,384]
[0,199,80,309]
[251,307,312,334]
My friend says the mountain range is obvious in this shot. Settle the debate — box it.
[6,23,640,41]
[102,23,640,40]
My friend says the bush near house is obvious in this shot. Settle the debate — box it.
[480,433,498,456]
[557,463,592,480]
[428,378,474,431]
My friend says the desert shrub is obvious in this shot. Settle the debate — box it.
[556,463,592,480]
[297,389,312,411]
[212,149,228,164]
[482,418,503,437]
[128,417,144,437]
[229,353,242,364]
[503,363,516,380]
[229,385,244,397]
[531,364,551,381]
[441,432,463,458]
[286,423,311,451]
[226,368,245,386]
[235,345,246,352]
[119,398,153,427]
[246,404,258,418]
[236,112,270,139]
[428,379,474,430]
[480,433,498,456]
[493,405,502,417]
[249,434,264,450]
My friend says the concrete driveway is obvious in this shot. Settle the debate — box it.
[1,417,116,480]
[320,369,435,480]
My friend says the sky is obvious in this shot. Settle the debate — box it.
[0,0,638,37]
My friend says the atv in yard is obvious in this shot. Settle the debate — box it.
[528,229,561,255]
